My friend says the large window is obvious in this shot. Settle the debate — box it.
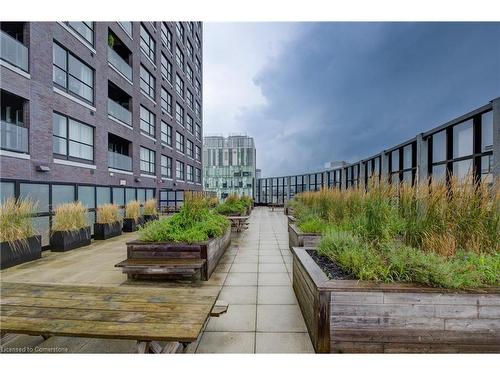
[195,79,201,97]
[140,146,155,175]
[161,121,172,146]
[161,53,172,84]
[161,155,172,178]
[161,87,172,115]
[187,114,194,134]
[195,145,201,161]
[186,39,193,60]
[175,74,184,98]
[364,156,381,188]
[52,112,94,162]
[186,64,193,85]
[187,89,194,109]
[64,22,94,46]
[175,102,184,126]
[345,164,359,188]
[327,169,342,189]
[195,123,201,140]
[161,22,172,53]
[186,164,194,182]
[176,160,185,180]
[140,106,155,137]
[175,22,184,42]
[309,173,323,191]
[53,42,94,104]
[175,44,184,70]
[140,65,156,101]
[195,101,201,119]
[187,139,194,158]
[195,56,201,76]
[389,143,415,185]
[176,131,185,153]
[196,168,202,184]
[140,24,156,62]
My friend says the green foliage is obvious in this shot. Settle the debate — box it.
[216,194,249,216]
[297,216,328,234]
[138,194,229,244]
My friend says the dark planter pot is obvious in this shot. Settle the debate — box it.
[0,235,42,270]
[143,214,159,223]
[50,227,91,252]
[93,221,122,240]
[123,217,144,232]
[292,247,500,353]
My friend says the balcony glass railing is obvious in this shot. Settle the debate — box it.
[107,47,132,81]
[0,31,29,72]
[0,121,29,153]
[108,151,132,171]
[107,98,132,126]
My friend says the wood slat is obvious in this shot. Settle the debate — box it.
[115,259,206,267]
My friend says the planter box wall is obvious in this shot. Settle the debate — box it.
[123,217,144,232]
[287,215,297,228]
[50,227,91,252]
[288,223,322,252]
[94,221,122,240]
[0,235,42,270]
[292,247,500,353]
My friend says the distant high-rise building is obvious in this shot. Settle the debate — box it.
[203,135,256,200]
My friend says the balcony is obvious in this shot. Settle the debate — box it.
[108,151,132,171]
[107,46,132,81]
[0,121,28,153]
[0,30,29,72]
[107,98,132,126]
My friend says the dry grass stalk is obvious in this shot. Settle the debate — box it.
[52,201,87,232]
[125,200,141,221]
[96,203,120,224]
[143,198,158,216]
[0,197,37,246]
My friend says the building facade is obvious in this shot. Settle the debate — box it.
[255,98,500,205]
[203,135,256,200]
[0,21,203,245]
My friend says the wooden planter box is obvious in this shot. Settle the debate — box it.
[292,247,500,353]
[0,235,42,270]
[143,214,159,223]
[50,227,91,252]
[125,227,231,281]
[288,222,322,251]
[287,215,297,228]
[93,221,122,240]
[122,217,144,232]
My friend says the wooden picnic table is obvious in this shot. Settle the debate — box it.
[0,282,221,353]
[227,216,249,232]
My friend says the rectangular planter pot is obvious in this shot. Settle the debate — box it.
[122,217,144,232]
[50,227,91,252]
[125,227,231,281]
[288,222,322,251]
[93,221,122,240]
[0,235,42,270]
[143,214,159,223]
[292,247,500,353]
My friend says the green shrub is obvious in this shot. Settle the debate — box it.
[298,216,328,234]
[216,194,248,216]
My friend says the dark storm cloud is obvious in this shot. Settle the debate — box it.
[237,22,500,177]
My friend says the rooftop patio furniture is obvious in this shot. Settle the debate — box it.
[227,215,250,232]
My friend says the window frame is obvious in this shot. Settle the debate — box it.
[140,23,156,63]
[140,65,156,101]
[140,146,156,175]
[139,105,156,137]
[52,111,94,163]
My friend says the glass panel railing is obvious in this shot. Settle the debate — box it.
[107,98,132,126]
[107,47,132,81]
[0,31,28,72]
[108,151,132,171]
[0,121,29,153]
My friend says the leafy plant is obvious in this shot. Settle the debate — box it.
[96,203,120,224]
[216,193,248,216]
[52,201,87,232]
[143,198,158,216]
[0,197,37,246]
[124,200,141,221]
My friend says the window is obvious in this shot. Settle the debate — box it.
[176,132,184,153]
[195,34,201,50]
[195,79,201,97]
[175,102,184,126]
[176,160,185,180]
[187,139,194,158]
[175,74,184,98]
[389,143,415,185]
[187,22,194,36]
[195,56,201,75]
[161,155,172,178]
[140,65,156,100]
[186,64,193,85]
[187,39,193,60]
[175,22,184,42]
[161,53,172,83]
[187,114,194,133]
[161,87,172,115]
[64,22,94,46]
[195,101,201,119]
[161,121,172,146]
[195,123,201,140]
[175,44,184,70]
[345,164,359,188]
[186,89,193,109]
[140,106,155,137]
[140,147,155,174]
[453,120,473,158]
[140,24,156,62]
[53,42,94,104]
[195,168,202,183]
[118,22,132,37]
[52,112,93,161]
[161,22,172,53]
[186,165,194,182]
[195,145,201,161]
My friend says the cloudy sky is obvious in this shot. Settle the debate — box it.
[203,22,500,177]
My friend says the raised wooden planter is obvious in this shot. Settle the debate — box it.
[288,222,322,251]
[0,235,42,269]
[287,215,297,228]
[124,227,231,281]
[50,227,91,252]
[93,221,122,240]
[292,247,500,353]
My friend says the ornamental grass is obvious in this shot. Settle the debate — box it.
[0,197,37,245]
[52,201,87,232]
[96,203,120,224]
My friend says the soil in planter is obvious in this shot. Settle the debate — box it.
[307,250,355,280]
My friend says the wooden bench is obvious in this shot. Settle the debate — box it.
[115,258,207,279]
[0,282,220,353]
[227,216,249,232]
